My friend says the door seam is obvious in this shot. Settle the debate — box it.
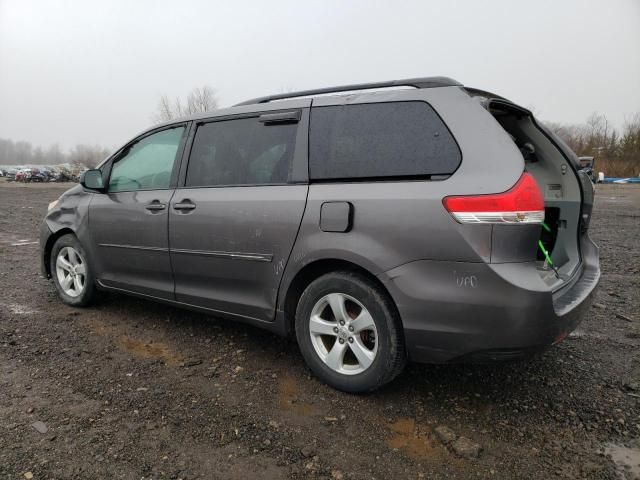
[167,188,179,300]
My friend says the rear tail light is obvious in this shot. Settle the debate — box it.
[442,172,544,224]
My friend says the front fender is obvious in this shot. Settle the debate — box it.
[40,185,94,277]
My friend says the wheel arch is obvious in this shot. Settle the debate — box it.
[43,227,76,278]
[279,258,400,337]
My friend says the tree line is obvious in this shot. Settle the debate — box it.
[547,112,640,178]
[0,139,111,169]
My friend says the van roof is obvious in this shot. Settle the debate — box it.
[233,76,463,107]
[150,78,510,132]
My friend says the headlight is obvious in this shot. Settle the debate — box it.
[48,199,59,211]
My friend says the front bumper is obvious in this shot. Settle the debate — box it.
[379,236,600,363]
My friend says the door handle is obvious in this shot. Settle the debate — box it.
[145,201,166,211]
[173,200,196,211]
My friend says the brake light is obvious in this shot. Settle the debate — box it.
[442,172,544,224]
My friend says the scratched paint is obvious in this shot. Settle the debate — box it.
[273,258,286,276]
[455,272,478,288]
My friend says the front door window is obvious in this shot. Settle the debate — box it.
[109,126,185,192]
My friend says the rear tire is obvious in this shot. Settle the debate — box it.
[295,271,406,393]
[50,234,97,307]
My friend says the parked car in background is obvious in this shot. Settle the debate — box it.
[51,171,71,182]
[1,165,81,182]
[5,168,17,181]
[40,77,600,392]
[30,169,49,182]
[15,169,26,182]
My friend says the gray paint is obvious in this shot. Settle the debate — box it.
[168,184,307,321]
[89,189,175,299]
[40,80,600,363]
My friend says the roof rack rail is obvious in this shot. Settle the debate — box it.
[234,76,462,106]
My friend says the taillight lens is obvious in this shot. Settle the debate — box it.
[442,172,544,224]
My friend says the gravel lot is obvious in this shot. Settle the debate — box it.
[1,182,639,480]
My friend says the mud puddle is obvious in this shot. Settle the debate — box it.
[604,443,640,479]
[386,418,444,461]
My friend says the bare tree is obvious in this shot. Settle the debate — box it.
[155,95,176,123]
[186,86,218,115]
[45,144,65,165]
[14,141,33,164]
[153,85,218,122]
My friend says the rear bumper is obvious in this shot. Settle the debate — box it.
[379,235,600,363]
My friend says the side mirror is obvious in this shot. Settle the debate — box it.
[80,169,105,192]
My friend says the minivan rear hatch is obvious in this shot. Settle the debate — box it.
[466,88,591,290]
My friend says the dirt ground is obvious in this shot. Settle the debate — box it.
[1,182,639,480]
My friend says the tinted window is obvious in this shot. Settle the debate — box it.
[186,117,297,187]
[309,102,460,180]
[109,127,185,192]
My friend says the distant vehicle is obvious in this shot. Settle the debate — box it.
[31,170,49,182]
[579,156,595,182]
[41,169,53,182]
[52,171,71,182]
[5,169,17,181]
[15,169,27,182]
[40,76,600,392]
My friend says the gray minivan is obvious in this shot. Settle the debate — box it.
[40,77,600,392]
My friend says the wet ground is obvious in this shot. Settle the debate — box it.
[1,182,639,479]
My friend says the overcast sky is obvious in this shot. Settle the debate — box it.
[1,0,639,151]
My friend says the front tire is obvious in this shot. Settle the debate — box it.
[50,234,97,307]
[295,271,406,393]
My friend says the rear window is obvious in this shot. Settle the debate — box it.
[309,101,460,181]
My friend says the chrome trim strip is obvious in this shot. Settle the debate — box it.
[170,248,273,262]
[95,280,274,324]
[98,243,169,252]
[98,244,272,262]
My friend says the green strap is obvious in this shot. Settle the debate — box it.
[538,239,560,278]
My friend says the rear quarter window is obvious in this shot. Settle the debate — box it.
[309,101,460,181]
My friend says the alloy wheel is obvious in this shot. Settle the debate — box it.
[308,293,378,375]
[55,246,86,297]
